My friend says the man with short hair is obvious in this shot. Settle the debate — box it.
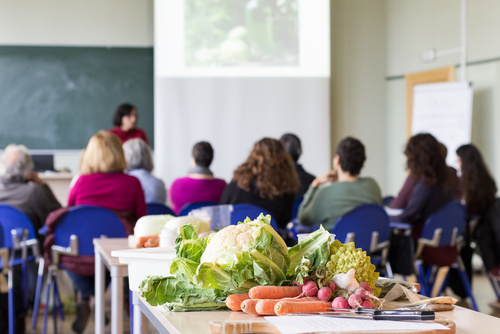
[0,144,61,236]
[297,137,382,231]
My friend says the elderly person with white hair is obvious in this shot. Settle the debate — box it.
[123,138,167,204]
[0,144,61,235]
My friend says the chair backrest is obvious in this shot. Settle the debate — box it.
[332,204,390,252]
[146,203,176,216]
[230,204,279,231]
[419,200,466,247]
[53,205,126,256]
[0,204,37,249]
[179,201,218,216]
[291,198,303,220]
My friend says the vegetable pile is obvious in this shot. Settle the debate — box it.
[139,217,381,312]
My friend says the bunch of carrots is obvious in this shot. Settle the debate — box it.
[226,286,332,316]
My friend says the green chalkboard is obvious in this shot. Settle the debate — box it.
[0,46,154,149]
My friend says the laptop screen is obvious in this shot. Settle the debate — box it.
[31,154,54,172]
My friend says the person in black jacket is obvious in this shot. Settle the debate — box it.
[280,133,315,199]
[219,138,300,233]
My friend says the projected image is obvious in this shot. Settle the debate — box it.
[185,0,299,67]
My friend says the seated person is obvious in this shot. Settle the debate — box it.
[123,138,167,204]
[297,136,382,231]
[108,102,149,144]
[65,131,146,333]
[388,133,455,276]
[169,141,227,214]
[219,138,300,232]
[280,133,315,199]
[0,144,61,240]
[390,134,454,233]
[390,142,461,209]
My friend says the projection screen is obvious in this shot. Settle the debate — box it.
[154,0,331,187]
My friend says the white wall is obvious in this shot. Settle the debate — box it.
[384,0,500,196]
[0,0,153,46]
[331,0,388,193]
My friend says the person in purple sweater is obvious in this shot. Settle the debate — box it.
[168,141,227,214]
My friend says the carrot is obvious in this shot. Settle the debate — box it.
[241,299,260,316]
[274,300,331,316]
[248,286,303,300]
[256,297,319,315]
[225,293,250,311]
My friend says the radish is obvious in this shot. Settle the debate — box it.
[360,300,374,308]
[354,287,367,299]
[359,282,371,292]
[302,280,318,297]
[348,294,363,308]
[327,281,336,292]
[317,287,332,302]
[331,296,349,309]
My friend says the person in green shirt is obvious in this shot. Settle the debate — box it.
[297,136,382,231]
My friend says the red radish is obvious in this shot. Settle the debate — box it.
[348,294,363,308]
[359,282,371,292]
[354,287,367,299]
[302,281,318,297]
[360,300,374,308]
[328,281,336,292]
[331,296,349,309]
[317,287,332,302]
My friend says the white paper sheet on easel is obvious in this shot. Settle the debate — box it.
[411,81,473,169]
[265,315,449,334]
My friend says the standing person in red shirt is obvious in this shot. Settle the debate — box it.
[108,103,149,144]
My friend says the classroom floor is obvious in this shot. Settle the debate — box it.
[26,271,500,334]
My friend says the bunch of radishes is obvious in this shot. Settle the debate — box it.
[295,276,379,310]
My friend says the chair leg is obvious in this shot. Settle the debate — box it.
[8,268,15,334]
[430,267,449,298]
[53,278,64,320]
[415,260,429,296]
[456,258,479,311]
[31,258,45,330]
[42,269,55,334]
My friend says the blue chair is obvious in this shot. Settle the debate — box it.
[230,204,279,231]
[179,201,218,216]
[146,203,176,216]
[332,204,393,278]
[37,205,126,334]
[0,204,41,334]
[413,201,478,310]
[291,198,303,220]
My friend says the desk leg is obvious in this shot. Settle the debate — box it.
[133,292,147,334]
[95,248,105,334]
[111,266,124,334]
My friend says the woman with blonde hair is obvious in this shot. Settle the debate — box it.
[65,131,146,333]
[219,138,300,232]
[68,131,147,236]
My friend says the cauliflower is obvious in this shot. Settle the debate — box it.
[200,223,261,265]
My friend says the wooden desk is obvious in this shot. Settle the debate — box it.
[93,238,130,334]
[132,293,500,334]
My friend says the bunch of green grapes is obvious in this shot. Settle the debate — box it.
[325,240,380,295]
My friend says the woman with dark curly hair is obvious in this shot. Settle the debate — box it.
[390,133,454,232]
[219,138,300,231]
[456,144,497,216]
